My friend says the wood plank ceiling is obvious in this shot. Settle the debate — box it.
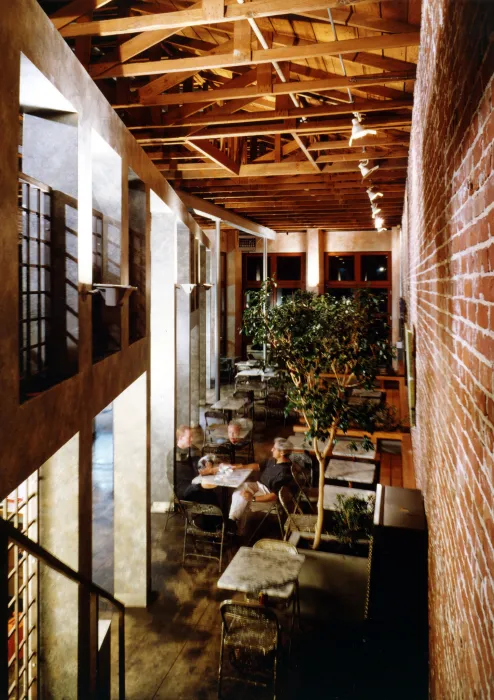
[38,0,422,232]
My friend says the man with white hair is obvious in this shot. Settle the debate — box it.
[228,437,294,532]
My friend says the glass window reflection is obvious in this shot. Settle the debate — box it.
[329,256,355,281]
[361,255,388,282]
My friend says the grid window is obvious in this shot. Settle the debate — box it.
[19,176,51,389]
[1,473,39,699]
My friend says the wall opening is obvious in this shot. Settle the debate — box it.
[91,131,122,363]
[19,54,79,402]
[92,403,114,594]
[128,169,146,344]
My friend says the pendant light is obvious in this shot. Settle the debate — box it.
[349,112,377,146]
[359,159,380,179]
[367,188,383,201]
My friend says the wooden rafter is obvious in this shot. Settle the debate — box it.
[43,0,421,232]
[59,0,398,37]
[95,32,421,78]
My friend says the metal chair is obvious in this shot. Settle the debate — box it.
[279,486,319,541]
[218,600,280,700]
[290,453,317,513]
[256,391,287,427]
[231,417,254,463]
[253,539,301,639]
[232,389,254,419]
[163,485,186,531]
[248,498,284,545]
[180,498,226,572]
[204,410,227,439]
[201,442,234,462]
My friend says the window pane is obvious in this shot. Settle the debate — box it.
[361,255,388,282]
[276,256,301,281]
[329,256,355,281]
[246,256,263,282]
[276,288,296,305]
[326,287,355,301]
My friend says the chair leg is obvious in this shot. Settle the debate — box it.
[247,506,272,545]
[182,523,188,567]
[277,506,285,540]
[219,525,225,573]
[217,626,225,699]
[273,649,278,700]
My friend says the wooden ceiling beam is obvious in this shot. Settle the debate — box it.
[137,114,412,142]
[298,9,419,35]
[141,98,413,129]
[50,0,112,30]
[138,39,234,102]
[59,0,397,37]
[185,141,240,175]
[161,159,408,178]
[139,70,415,106]
[177,191,277,238]
[96,32,420,78]
[307,135,410,151]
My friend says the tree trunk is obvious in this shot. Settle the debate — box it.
[312,425,336,550]
[313,453,326,550]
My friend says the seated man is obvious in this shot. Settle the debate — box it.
[174,425,218,506]
[228,437,294,533]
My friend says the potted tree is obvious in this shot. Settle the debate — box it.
[331,493,375,554]
[243,280,394,549]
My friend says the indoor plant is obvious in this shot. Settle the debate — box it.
[243,280,394,549]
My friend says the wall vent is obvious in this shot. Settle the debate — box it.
[238,234,257,250]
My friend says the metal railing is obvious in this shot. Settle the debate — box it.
[0,518,125,699]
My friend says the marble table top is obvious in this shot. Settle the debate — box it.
[324,459,376,484]
[207,425,250,441]
[198,468,253,489]
[217,546,305,599]
[351,389,384,399]
[288,434,376,461]
[211,397,248,412]
[348,396,382,406]
[323,484,374,510]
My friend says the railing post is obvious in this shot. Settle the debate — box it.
[0,525,8,698]
[119,608,125,700]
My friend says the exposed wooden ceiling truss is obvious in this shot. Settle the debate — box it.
[39,0,422,232]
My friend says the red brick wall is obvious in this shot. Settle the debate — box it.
[402,1,494,697]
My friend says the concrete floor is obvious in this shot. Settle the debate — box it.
[92,391,427,699]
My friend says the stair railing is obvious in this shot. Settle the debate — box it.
[0,517,125,699]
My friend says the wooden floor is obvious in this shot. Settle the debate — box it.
[93,393,423,699]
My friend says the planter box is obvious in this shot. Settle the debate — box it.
[289,531,370,558]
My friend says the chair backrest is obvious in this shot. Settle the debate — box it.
[205,410,227,426]
[233,389,254,403]
[220,600,279,636]
[236,417,253,432]
[201,443,234,461]
[279,486,302,518]
[181,500,225,528]
[253,539,298,556]
[291,462,309,491]
[290,452,313,484]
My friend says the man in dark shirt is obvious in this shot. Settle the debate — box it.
[228,437,294,532]
[174,425,218,506]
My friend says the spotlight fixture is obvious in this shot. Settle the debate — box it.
[359,160,380,179]
[374,216,385,229]
[349,112,377,147]
[371,203,382,217]
[367,187,383,201]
